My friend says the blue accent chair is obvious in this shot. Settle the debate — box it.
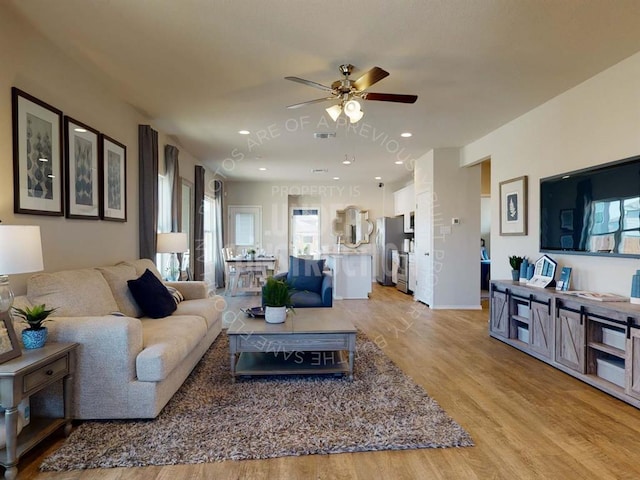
[262,256,333,308]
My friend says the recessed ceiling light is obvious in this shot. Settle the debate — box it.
[74,127,87,133]
[400,132,412,138]
[259,167,267,171]
[333,177,340,180]
[238,130,250,135]
[375,176,382,180]
[38,157,48,162]
[342,159,352,165]
[562,175,570,179]
[394,160,404,165]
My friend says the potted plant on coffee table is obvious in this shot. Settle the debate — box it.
[262,277,293,324]
[12,304,56,349]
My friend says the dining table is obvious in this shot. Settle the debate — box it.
[225,256,277,296]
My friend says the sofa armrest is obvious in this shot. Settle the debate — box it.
[321,272,333,307]
[164,281,208,300]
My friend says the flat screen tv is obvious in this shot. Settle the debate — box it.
[540,155,640,258]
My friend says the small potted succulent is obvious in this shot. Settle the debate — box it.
[508,255,525,281]
[262,277,293,324]
[12,304,56,349]
[247,248,257,260]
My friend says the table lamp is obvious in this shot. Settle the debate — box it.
[0,225,45,313]
[157,232,188,281]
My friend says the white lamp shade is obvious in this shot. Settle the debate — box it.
[157,232,188,253]
[326,104,342,122]
[0,225,44,275]
[348,109,364,123]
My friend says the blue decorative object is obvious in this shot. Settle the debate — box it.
[631,270,640,304]
[22,327,48,349]
[527,263,535,279]
[519,259,529,280]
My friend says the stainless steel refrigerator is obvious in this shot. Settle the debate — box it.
[376,216,407,285]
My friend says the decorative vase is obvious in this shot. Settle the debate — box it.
[511,270,519,281]
[265,306,287,324]
[22,327,48,349]
[631,269,640,305]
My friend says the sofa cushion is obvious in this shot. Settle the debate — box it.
[127,269,177,319]
[286,256,326,293]
[27,269,119,317]
[173,298,219,329]
[97,264,143,318]
[119,258,164,282]
[137,315,208,381]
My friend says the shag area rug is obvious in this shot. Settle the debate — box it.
[41,332,473,471]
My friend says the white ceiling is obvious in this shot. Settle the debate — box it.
[9,0,640,184]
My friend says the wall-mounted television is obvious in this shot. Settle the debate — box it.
[540,155,640,258]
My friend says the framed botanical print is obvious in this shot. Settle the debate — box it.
[64,116,100,219]
[499,175,528,236]
[100,135,127,222]
[12,87,64,216]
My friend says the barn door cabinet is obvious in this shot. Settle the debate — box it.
[490,280,640,410]
[489,282,553,361]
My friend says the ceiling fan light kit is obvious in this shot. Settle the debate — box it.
[286,64,418,123]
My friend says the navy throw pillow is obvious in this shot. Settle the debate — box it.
[127,268,177,318]
[286,256,325,293]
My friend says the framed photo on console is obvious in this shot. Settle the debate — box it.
[64,116,100,219]
[499,175,528,236]
[11,87,64,216]
[100,134,127,222]
[0,312,21,364]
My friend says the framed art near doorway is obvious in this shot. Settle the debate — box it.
[499,175,527,236]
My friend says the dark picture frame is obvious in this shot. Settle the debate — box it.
[100,134,127,222]
[499,175,528,236]
[0,312,21,364]
[11,87,64,216]
[64,116,100,220]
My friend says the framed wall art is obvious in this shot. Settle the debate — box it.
[100,135,127,222]
[11,87,64,216]
[64,116,100,219]
[499,175,528,236]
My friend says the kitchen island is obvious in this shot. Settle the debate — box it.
[325,253,373,300]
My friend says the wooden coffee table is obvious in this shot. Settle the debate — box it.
[227,308,357,381]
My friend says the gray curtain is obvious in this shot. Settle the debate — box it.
[213,180,224,288]
[165,145,181,233]
[165,145,183,267]
[194,165,205,281]
[138,125,158,259]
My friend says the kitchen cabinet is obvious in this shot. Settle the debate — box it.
[408,253,416,293]
[393,183,414,233]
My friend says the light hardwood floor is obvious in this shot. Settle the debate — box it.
[15,284,640,479]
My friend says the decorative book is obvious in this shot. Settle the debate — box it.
[556,267,572,291]
[573,292,628,302]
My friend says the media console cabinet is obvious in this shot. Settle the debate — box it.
[490,280,640,409]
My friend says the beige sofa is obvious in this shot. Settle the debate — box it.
[13,259,222,420]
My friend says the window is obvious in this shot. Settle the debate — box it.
[228,206,262,251]
[156,175,172,276]
[290,208,320,256]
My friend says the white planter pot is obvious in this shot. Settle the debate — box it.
[265,306,287,324]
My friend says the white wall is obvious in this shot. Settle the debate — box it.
[415,148,481,308]
[1,3,205,294]
[461,51,640,295]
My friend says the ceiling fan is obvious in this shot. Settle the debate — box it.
[285,64,418,123]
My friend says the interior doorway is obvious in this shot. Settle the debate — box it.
[480,159,491,299]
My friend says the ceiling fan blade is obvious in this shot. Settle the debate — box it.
[286,97,335,109]
[284,76,334,93]
[353,67,389,91]
[363,92,418,104]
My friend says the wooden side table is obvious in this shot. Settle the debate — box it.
[0,342,77,480]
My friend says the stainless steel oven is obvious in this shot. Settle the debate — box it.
[396,252,409,293]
